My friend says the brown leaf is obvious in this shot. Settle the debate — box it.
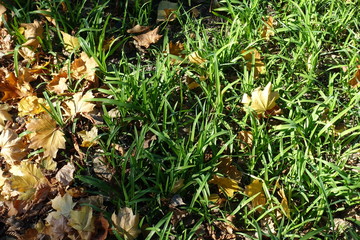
[0,103,12,131]
[68,205,95,239]
[216,157,242,181]
[0,4,7,27]
[157,1,178,22]
[91,215,109,240]
[238,131,253,150]
[241,48,266,78]
[0,28,13,54]
[55,162,75,186]
[127,25,150,34]
[0,128,28,163]
[48,71,68,94]
[0,69,34,101]
[65,91,96,117]
[244,179,266,212]
[111,207,141,240]
[43,214,72,240]
[261,16,275,40]
[26,113,66,159]
[349,65,360,88]
[18,96,48,117]
[132,27,162,48]
[70,52,98,83]
[21,20,44,48]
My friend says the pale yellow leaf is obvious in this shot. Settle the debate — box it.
[68,205,95,233]
[132,27,162,48]
[26,113,66,159]
[111,207,141,240]
[51,193,75,218]
[78,126,98,147]
[0,128,28,163]
[70,52,98,82]
[208,175,240,198]
[65,91,95,117]
[21,20,43,48]
[61,31,80,52]
[244,179,266,212]
[18,96,48,117]
[0,103,12,131]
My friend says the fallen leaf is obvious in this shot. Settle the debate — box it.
[188,51,206,65]
[39,156,57,171]
[0,168,6,189]
[244,179,266,212]
[61,31,80,52]
[0,28,13,55]
[38,9,57,26]
[0,103,12,131]
[26,113,66,159]
[18,96,48,117]
[168,41,185,64]
[171,178,184,193]
[111,207,141,240]
[55,162,75,186]
[242,82,279,116]
[157,1,178,22]
[349,65,360,88]
[127,25,150,34]
[0,4,7,27]
[21,20,44,48]
[0,128,28,163]
[208,175,240,198]
[49,193,75,219]
[70,52,98,82]
[43,215,72,240]
[132,27,162,48]
[9,161,49,200]
[78,126,98,147]
[238,131,253,150]
[47,71,68,94]
[91,215,109,240]
[68,205,95,239]
[0,70,34,101]
[278,187,290,218]
[65,91,96,117]
[216,157,242,181]
[241,48,266,78]
[261,16,275,40]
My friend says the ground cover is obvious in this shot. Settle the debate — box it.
[0,0,359,239]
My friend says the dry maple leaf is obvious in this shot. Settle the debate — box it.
[48,71,68,94]
[208,175,240,198]
[21,20,44,48]
[61,31,80,52]
[132,26,162,48]
[188,51,206,65]
[127,25,150,34]
[0,128,28,163]
[216,157,242,181]
[242,82,279,115]
[9,161,49,200]
[65,91,96,117]
[26,113,66,159]
[46,193,75,221]
[55,162,75,186]
[18,96,48,117]
[70,52,98,82]
[0,28,13,55]
[43,215,72,240]
[241,48,266,78]
[0,69,35,101]
[78,126,98,147]
[0,103,12,131]
[111,207,141,240]
[261,16,275,40]
[68,205,95,239]
[244,179,266,212]
[349,65,360,88]
[278,187,291,218]
[238,130,253,150]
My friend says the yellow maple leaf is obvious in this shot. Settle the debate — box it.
[68,205,95,239]
[65,91,95,117]
[18,96,48,117]
[47,193,75,221]
[242,82,279,115]
[244,179,266,212]
[9,161,48,200]
[241,49,266,78]
[78,126,98,147]
[61,31,80,52]
[111,207,141,240]
[0,128,28,163]
[26,113,66,159]
[278,187,291,218]
[208,175,240,198]
[0,103,12,131]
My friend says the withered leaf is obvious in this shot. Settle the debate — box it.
[127,25,150,34]
[65,91,96,117]
[55,162,75,186]
[132,27,162,48]
[26,113,66,159]
[349,65,360,88]
[61,31,80,52]
[261,16,275,40]
[0,103,12,131]
[241,48,266,78]
[70,52,98,82]
[18,96,48,117]
[68,205,95,237]
[21,20,44,48]
[244,179,266,212]
[216,157,242,181]
[0,128,28,163]
[112,207,141,240]
[208,175,240,198]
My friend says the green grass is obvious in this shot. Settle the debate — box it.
[1,0,359,239]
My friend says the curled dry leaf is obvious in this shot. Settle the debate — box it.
[18,96,48,117]
[55,162,75,186]
[78,126,98,147]
[127,25,150,34]
[0,128,28,163]
[0,103,12,131]
[244,179,266,212]
[48,71,68,94]
[261,16,275,40]
[61,31,80,52]
[242,82,279,116]
[208,175,240,198]
[241,48,266,78]
[111,207,141,240]
[26,113,66,159]
[0,4,7,27]
[348,65,360,88]
[0,28,13,55]
[65,91,96,117]
[132,26,162,48]
[9,161,49,200]
[70,52,98,83]
[21,20,44,48]
[188,51,206,65]
[0,69,34,101]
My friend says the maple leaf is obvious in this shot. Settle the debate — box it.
[216,157,242,181]
[55,162,75,186]
[68,205,95,239]
[0,103,12,131]
[61,31,80,52]
[21,20,44,48]
[0,128,28,163]
[261,16,275,40]
[78,126,99,147]
[0,168,6,189]
[47,193,75,220]
[48,71,68,94]
[208,175,240,198]
[278,187,291,218]
[188,51,206,65]
[43,215,72,240]
[0,28,13,54]
[111,207,141,240]
[65,91,96,117]
[132,27,162,48]
[244,179,266,212]
[349,65,360,88]
[241,48,266,78]
[9,161,49,200]
[18,96,48,117]
[70,52,98,82]
[26,113,66,159]
[0,69,34,101]
[242,82,279,115]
